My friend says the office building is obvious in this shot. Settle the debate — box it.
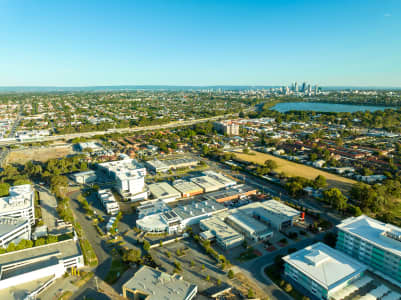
[0,217,31,248]
[226,211,273,241]
[122,266,197,300]
[202,184,257,203]
[336,215,401,284]
[136,200,170,219]
[202,170,237,187]
[98,158,148,201]
[145,159,169,173]
[237,200,300,231]
[200,216,244,250]
[0,238,84,293]
[148,182,181,203]
[71,170,97,184]
[190,175,225,193]
[0,185,35,225]
[172,179,203,198]
[98,189,120,215]
[214,121,240,136]
[283,242,366,300]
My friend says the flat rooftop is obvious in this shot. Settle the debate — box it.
[163,157,198,167]
[190,176,225,191]
[0,184,33,214]
[173,200,226,220]
[203,184,256,201]
[0,217,28,237]
[0,239,81,275]
[123,266,197,300]
[227,211,270,235]
[283,242,366,290]
[337,215,401,257]
[202,170,236,186]
[98,158,146,180]
[148,182,181,199]
[200,216,243,243]
[172,179,203,194]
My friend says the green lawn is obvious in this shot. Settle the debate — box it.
[237,247,258,262]
[105,256,128,284]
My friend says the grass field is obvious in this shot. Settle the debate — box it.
[5,145,74,164]
[233,150,356,193]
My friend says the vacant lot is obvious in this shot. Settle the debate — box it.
[233,150,356,193]
[6,145,74,164]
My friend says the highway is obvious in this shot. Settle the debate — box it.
[0,113,240,146]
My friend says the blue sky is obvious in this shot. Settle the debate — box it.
[0,0,400,87]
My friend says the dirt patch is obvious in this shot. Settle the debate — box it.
[233,150,356,193]
[6,145,75,164]
[233,272,269,299]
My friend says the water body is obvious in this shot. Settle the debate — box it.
[271,102,397,113]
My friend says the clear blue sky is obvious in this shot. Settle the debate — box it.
[0,0,400,87]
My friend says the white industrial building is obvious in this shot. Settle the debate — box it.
[190,175,225,193]
[202,170,237,187]
[71,170,97,184]
[98,189,120,215]
[136,200,170,219]
[226,211,273,241]
[145,159,170,173]
[200,216,244,250]
[0,238,84,296]
[238,200,300,231]
[123,266,197,300]
[0,185,35,225]
[172,179,203,198]
[147,182,181,203]
[0,217,31,248]
[136,200,227,234]
[283,242,367,300]
[98,158,148,202]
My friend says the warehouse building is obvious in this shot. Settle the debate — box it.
[0,238,84,294]
[98,158,148,202]
[164,157,199,170]
[202,170,237,187]
[202,184,257,203]
[148,182,181,203]
[71,170,97,184]
[200,216,244,250]
[226,211,273,241]
[145,159,169,173]
[172,179,203,198]
[0,217,31,248]
[123,266,197,300]
[190,175,225,193]
[136,200,227,234]
[98,189,120,215]
[0,185,35,225]
[238,200,300,231]
[336,215,401,284]
[283,242,367,300]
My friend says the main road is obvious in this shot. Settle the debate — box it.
[0,112,245,146]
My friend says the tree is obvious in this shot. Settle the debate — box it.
[314,175,327,189]
[0,182,10,197]
[323,188,348,211]
[123,248,142,263]
[284,283,293,293]
[227,269,234,279]
[143,240,150,252]
[205,274,210,281]
[247,288,255,299]
[323,232,337,248]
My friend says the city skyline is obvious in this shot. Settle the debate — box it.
[1,0,400,87]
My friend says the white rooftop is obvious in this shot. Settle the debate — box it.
[0,185,33,214]
[337,215,401,257]
[172,179,203,194]
[283,242,367,290]
[148,182,181,200]
[200,216,243,243]
[98,158,146,180]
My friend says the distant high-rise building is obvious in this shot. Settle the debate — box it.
[294,82,298,92]
[307,84,311,93]
[214,120,240,136]
[301,82,306,93]
[315,85,319,94]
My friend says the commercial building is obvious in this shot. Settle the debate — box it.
[238,200,300,231]
[226,211,273,241]
[336,215,401,284]
[122,266,197,300]
[190,175,225,193]
[136,200,170,219]
[98,189,120,215]
[283,242,366,300]
[0,238,84,293]
[145,159,169,173]
[0,217,31,248]
[202,170,237,187]
[71,170,97,184]
[0,185,35,225]
[200,216,244,249]
[214,121,240,136]
[147,182,181,203]
[77,141,103,152]
[136,200,227,234]
[172,179,203,198]
[98,158,148,202]
[202,184,257,203]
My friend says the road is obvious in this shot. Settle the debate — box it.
[0,113,241,146]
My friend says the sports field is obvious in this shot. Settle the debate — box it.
[233,150,356,193]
